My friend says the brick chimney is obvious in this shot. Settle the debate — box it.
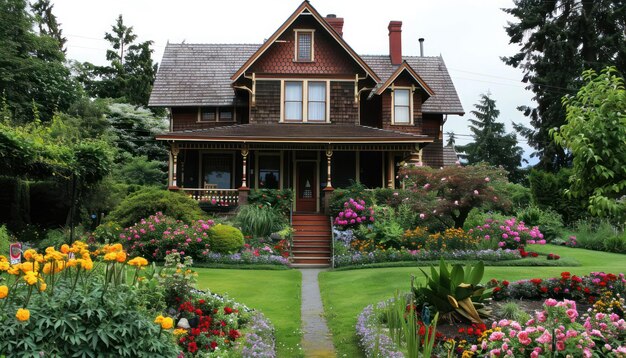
[388,21,402,65]
[325,14,344,37]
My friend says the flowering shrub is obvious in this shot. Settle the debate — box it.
[469,217,545,250]
[489,272,626,303]
[0,242,179,356]
[120,212,213,260]
[334,198,374,228]
[479,298,626,357]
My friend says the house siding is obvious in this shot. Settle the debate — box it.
[380,90,424,135]
[330,81,358,124]
[251,81,281,123]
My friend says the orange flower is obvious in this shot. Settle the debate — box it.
[16,308,30,322]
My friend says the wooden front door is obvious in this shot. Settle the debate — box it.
[296,161,317,212]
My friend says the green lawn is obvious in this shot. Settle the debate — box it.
[195,268,303,357]
[319,245,626,357]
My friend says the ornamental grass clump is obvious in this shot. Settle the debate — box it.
[0,242,179,356]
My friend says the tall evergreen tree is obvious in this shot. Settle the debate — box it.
[445,131,456,147]
[457,94,524,182]
[503,0,626,170]
[31,0,66,52]
[0,0,77,122]
[79,15,157,107]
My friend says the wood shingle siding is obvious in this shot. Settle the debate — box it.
[329,82,358,124]
[251,81,281,123]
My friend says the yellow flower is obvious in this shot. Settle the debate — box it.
[60,244,70,254]
[161,317,174,330]
[81,259,94,270]
[0,255,7,262]
[0,261,9,271]
[7,265,20,275]
[23,249,37,261]
[173,328,188,336]
[38,282,47,292]
[127,257,149,267]
[23,271,38,285]
[154,315,164,324]
[103,252,118,261]
[116,251,127,263]
[16,308,30,321]
[0,285,8,299]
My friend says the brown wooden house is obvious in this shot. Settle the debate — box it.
[149,1,464,214]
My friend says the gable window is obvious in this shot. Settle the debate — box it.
[295,30,314,62]
[282,80,328,122]
[393,89,412,124]
[199,107,234,122]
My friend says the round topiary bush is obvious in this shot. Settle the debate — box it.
[107,187,204,227]
[208,224,244,254]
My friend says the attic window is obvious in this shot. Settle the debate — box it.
[295,30,314,62]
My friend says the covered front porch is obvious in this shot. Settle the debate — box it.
[158,124,433,213]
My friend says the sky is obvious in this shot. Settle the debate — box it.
[53,0,537,165]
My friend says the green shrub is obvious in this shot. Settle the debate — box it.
[208,224,244,254]
[516,206,564,241]
[107,187,204,227]
[603,233,626,254]
[92,220,123,243]
[0,225,11,257]
[248,188,293,214]
[528,169,587,225]
[235,205,286,238]
[491,181,532,212]
[37,228,67,250]
[574,219,619,252]
[463,209,509,231]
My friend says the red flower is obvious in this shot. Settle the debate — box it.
[584,287,591,293]
[493,287,501,293]
[561,272,571,279]
[198,299,205,304]
[554,287,561,293]
[188,342,198,353]
[191,328,201,336]
[228,329,241,340]
[195,309,203,315]
[224,307,233,314]
[210,341,218,350]
[530,278,543,285]
[540,286,548,293]
[502,280,509,286]
[467,328,474,335]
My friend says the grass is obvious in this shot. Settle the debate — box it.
[195,268,303,358]
[319,244,626,357]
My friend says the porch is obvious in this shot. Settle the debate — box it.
[159,123,434,213]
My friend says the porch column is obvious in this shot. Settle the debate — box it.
[168,143,180,190]
[386,152,394,189]
[323,146,334,215]
[238,146,250,205]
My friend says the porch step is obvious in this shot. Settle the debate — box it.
[290,263,332,268]
[291,214,331,267]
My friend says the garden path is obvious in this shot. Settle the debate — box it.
[300,268,336,358]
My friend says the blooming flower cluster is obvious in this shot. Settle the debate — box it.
[479,298,626,357]
[240,311,276,358]
[469,217,545,250]
[356,303,405,358]
[119,212,214,260]
[334,198,374,228]
[489,272,626,303]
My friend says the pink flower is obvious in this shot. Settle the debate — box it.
[419,213,425,219]
[545,298,558,306]
[517,331,531,345]
[423,183,431,189]
[489,331,505,341]
[485,177,490,182]
[535,331,552,344]
[473,190,479,195]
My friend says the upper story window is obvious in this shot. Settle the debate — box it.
[295,30,314,62]
[392,88,412,124]
[199,107,234,122]
[282,80,328,122]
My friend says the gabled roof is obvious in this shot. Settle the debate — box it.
[149,43,259,107]
[362,55,464,115]
[156,123,432,143]
[375,61,434,96]
[229,1,380,83]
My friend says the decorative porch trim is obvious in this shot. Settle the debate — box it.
[168,141,420,152]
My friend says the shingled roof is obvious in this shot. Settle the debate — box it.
[361,55,464,115]
[149,43,260,107]
[149,45,464,115]
[156,123,432,143]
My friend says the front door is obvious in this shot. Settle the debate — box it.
[296,161,317,212]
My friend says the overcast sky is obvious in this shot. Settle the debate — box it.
[53,0,537,165]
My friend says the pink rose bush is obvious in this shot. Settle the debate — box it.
[469,217,545,250]
[334,198,374,228]
[120,212,213,260]
[482,298,626,357]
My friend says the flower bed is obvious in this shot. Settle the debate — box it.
[200,251,289,266]
[334,248,521,268]
[240,311,276,357]
[489,271,626,303]
[356,302,405,358]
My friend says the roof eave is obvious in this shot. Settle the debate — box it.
[375,61,435,96]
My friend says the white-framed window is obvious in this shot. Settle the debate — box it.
[199,107,235,122]
[281,80,329,122]
[392,88,412,124]
[294,30,314,62]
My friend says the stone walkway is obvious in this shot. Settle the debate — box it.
[300,268,336,358]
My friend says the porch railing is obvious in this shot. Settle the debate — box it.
[181,188,239,207]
